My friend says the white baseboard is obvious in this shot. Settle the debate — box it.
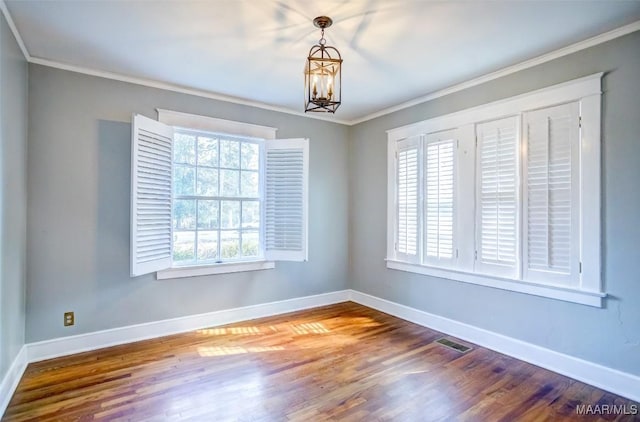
[0,345,28,418]
[348,289,640,403]
[27,290,350,363]
[3,288,637,418]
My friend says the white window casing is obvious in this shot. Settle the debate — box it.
[157,109,277,140]
[475,116,520,279]
[156,260,275,280]
[130,114,174,276]
[264,138,309,262]
[577,94,601,293]
[386,73,604,307]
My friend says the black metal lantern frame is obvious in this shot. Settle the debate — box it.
[305,17,342,113]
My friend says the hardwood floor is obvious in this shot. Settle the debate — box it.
[3,302,639,421]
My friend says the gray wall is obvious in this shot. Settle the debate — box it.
[349,31,640,375]
[0,12,28,379]
[26,65,349,342]
[20,26,640,379]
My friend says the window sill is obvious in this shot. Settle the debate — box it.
[386,259,606,307]
[157,260,275,280]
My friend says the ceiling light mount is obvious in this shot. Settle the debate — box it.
[313,16,333,30]
[304,16,342,113]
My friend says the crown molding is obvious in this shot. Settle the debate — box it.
[28,57,351,126]
[0,0,30,60]
[349,20,640,125]
[2,0,638,127]
[1,1,348,125]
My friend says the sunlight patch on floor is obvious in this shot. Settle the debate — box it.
[198,345,286,356]
[197,321,335,336]
[289,322,331,335]
[197,326,264,336]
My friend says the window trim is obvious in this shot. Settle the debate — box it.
[386,259,605,307]
[386,73,604,307]
[157,260,275,280]
[157,109,278,277]
[157,109,277,140]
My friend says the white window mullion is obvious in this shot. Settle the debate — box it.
[475,116,520,278]
[455,124,476,272]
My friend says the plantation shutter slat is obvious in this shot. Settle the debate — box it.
[424,132,456,266]
[523,102,580,285]
[475,117,519,278]
[396,137,420,262]
[264,138,309,261]
[131,114,173,276]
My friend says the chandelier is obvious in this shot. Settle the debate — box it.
[304,16,342,113]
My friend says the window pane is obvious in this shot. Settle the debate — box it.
[241,142,259,170]
[221,200,240,229]
[173,199,196,230]
[171,130,264,267]
[173,231,195,262]
[220,139,240,169]
[221,230,240,259]
[198,200,219,229]
[197,168,219,196]
[221,169,240,197]
[242,231,259,257]
[242,201,260,229]
[424,140,455,260]
[241,171,259,197]
[197,231,218,261]
[198,136,218,167]
[174,133,196,165]
[397,144,419,256]
[174,164,195,196]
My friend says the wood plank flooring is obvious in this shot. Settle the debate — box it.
[3,302,639,421]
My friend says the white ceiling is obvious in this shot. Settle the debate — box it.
[5,0,640,123]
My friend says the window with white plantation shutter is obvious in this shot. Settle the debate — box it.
[523,102,580,285]
[396,137,420,262]
[386,74,603,306]
[131,114,173,276]
[423,132,456,267]
[264,138,309,262]
[475,117,519,278]
[131,111,313,279]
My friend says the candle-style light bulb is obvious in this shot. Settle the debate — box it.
[312,75,318,99]
[320,72,326,100]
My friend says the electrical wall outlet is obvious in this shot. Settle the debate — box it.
[64,311,75,326]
